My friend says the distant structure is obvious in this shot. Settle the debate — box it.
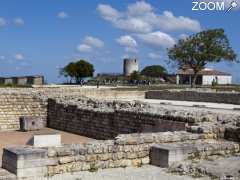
[0,75,44,86]
[176,68,232,85]
[123,58,139,76]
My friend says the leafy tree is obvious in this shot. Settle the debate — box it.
[141,65,167,77]
[60,60,94,83]
[130,71,142,81]
[168,29,237,87]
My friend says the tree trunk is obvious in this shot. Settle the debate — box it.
[191,73,198,88]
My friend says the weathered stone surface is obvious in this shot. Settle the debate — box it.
[28,133,61,147]
[19,116,44,131]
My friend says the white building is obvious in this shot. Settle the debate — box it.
[176,68,232,85]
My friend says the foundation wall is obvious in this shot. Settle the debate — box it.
[145,90,240,105]
[47,99,186,140]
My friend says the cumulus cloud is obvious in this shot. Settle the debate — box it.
[97,4,121,21]
[57,11,68,19]
[83,36,104,48]
[77,36,104,53]
[137,31,175,49]
[77,44,92,52]
[117,35,138,53]
[0,17,7,27]
[97,1,201,33]
[128,1,153,16]
[155,11,201,32]
[148,52,161,60]
[14,53,25,60]
[14,18,25,26]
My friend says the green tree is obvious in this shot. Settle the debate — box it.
[168,29,237,87]
[141,65,167,77]
[60,60,94,83]
[130,71,142,81]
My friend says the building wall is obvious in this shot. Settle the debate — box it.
[17,77,28,85]
[202,75,232,85]
[33,76,44,85]
[0,76,44,86]
[123,58,139,76]
[4,78,13,85]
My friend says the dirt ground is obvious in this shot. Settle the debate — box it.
[0,128,93,167]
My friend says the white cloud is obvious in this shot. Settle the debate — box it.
[117,35,138,53]
[57,11,68,19]
[83,36,104,48]
[117,35,137,47]
[127,1,153,16]
[137,31,175,49]
[97,2,201,33]
[14,18,25,26]
[0,17,7,27]
[115,17,152,33]
[155,11,201,32]
[97,4,121,21]
[77,36,104,53]
[77,44,92,52]
[14,53,25,60]
[97,3,152,33]
[148,52,161,60]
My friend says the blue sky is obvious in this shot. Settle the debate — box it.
[0,0,239,83]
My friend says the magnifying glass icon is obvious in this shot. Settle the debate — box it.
[226,1,238,12]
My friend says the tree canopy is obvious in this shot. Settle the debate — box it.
[168,29,237,86]
[141,65,167,77]
[130,71,142,81]
[60,60,94,83]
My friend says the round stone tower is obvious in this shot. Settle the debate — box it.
[123,58,139,76]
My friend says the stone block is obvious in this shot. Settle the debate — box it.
[2,147,49,178]
[28,133,61,147]
[19,116,44,131]
[150,144,186,168]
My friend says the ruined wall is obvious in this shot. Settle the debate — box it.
[47,99,186,140]
[146,90,240,105]
[0,93,47,131]
[2,131,204,178]
[34,87,145,100]
[46,132,203,176]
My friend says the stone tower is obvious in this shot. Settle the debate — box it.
[123,58,139,76]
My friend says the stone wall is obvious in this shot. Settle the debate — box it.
[46,132,203,176]
[47,99,187,140]
[0,93,47,131]
[2,131,204,178]
[34,87,145,100]
[145,90,240,105]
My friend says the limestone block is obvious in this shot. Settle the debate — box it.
[28,133,61,147]
[19,116,44,131]
[150,144,185,168]
[2,147,50,178]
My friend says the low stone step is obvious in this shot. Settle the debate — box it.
[150,140,239,168]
